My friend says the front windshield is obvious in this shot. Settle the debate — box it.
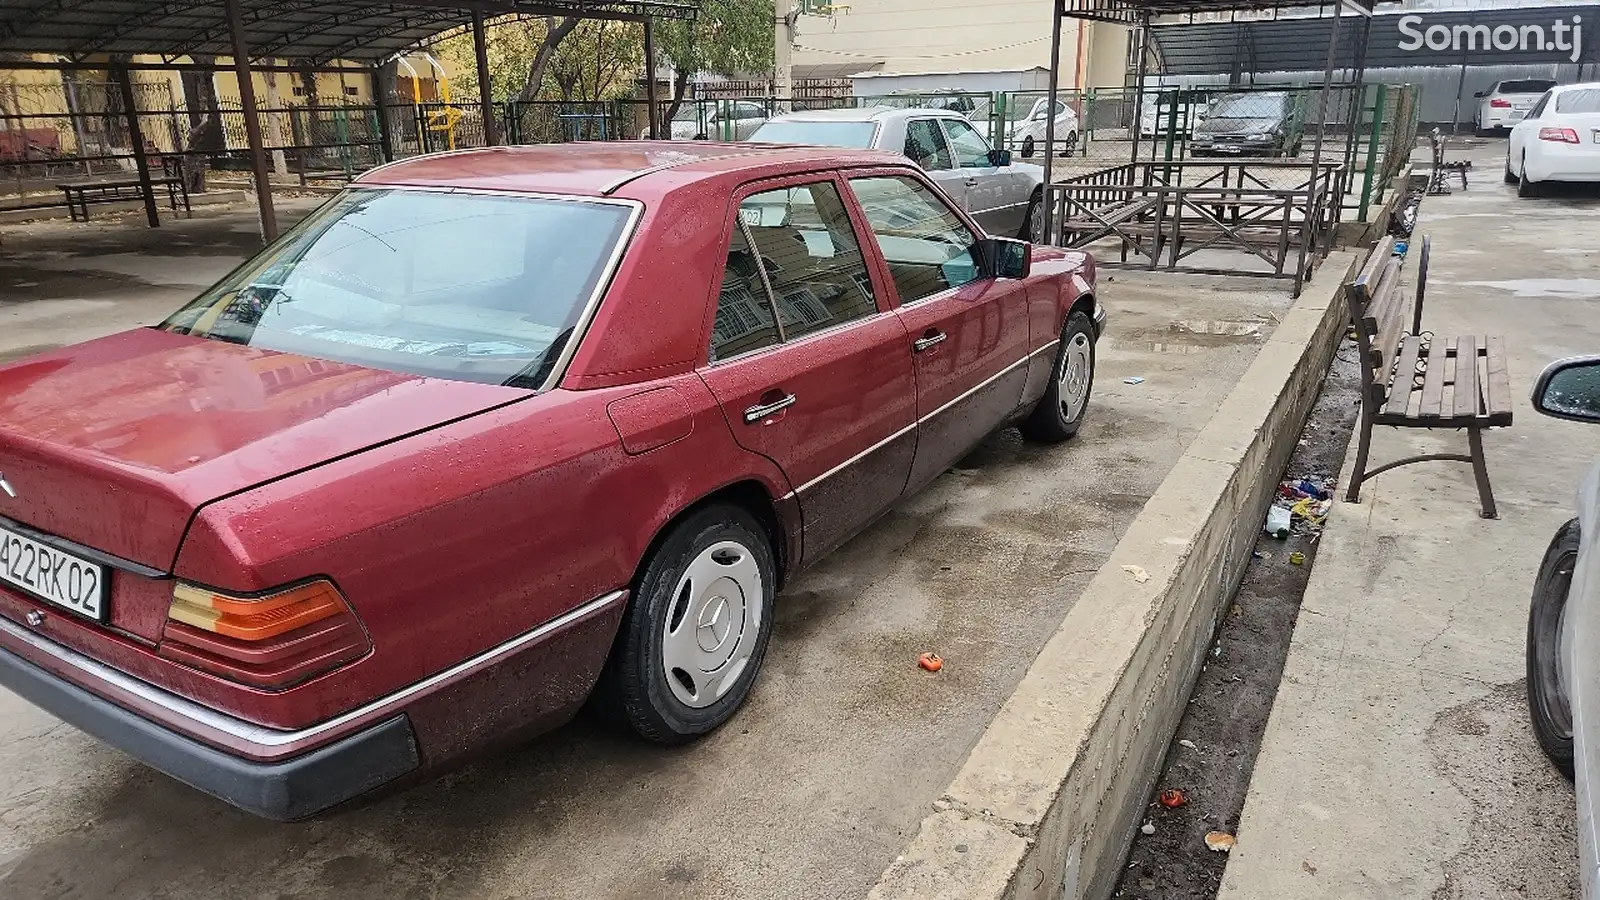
[748,120,878,148]
[162,189,633,389]
[1209,93,1288,119]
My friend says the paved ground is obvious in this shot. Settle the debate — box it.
[1218,140,1598,899]
[0,202,1293,899]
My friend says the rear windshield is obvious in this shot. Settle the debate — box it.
[1500,80,1557,94]
[1208,93,1288,119]
[1556,89,1600,114]
[162,189,633,389]
[748,120,879,148]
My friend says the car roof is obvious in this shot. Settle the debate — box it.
[764,106,959,124]
[355,141,907,198]
[1548,81,1600,94]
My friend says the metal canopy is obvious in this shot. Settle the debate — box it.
[1061,0,1374,25]
[0,0,697,64]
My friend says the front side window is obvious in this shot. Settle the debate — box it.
[942,118,994,168]
[163,189,632,389]
[715,181,878,353]
[849,175,981,305]
[904,119,954,171]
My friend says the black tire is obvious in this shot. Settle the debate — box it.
[1020,189,1043,241]
[1504,159,1518,184]
[598,503,777,744]
[1021,311,1096,443]
[1020,136,1036,158]
[1527,518,1580,778]
[1518,154,1541,198]
[1059,131,1078,157]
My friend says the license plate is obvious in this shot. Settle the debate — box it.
[1511,111,1526,119]
[0,524,107,621]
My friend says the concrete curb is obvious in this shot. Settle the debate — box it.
[0,190,248,226]
[867,250,1363,900]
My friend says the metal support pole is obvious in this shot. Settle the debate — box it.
[1294,2,1343,297]
[472,10,497,145]
[1129,14,1150,166]
[1041,0,1065,243]
[644,19,660,139]
[226,0,277,241]
[372,66,394,161]
[115,65,160,228]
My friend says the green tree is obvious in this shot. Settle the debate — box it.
[652,0,774,128]
[437,15,643,103]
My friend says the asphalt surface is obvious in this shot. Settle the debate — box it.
[2,199,1292,899]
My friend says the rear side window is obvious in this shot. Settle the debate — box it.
[710,181,878,359]
[904,119,954,171]
[1501,80,1557,94]
[1557,89,1600,114]
[1529,91,1554,119]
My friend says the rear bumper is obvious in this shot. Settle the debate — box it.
[0,632,419,821]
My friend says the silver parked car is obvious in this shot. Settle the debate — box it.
[640,100,769,141]
[1525,355,1600,897]
[747,107,1048,240]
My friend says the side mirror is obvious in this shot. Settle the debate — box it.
[1533,356,1600,423]
[989,148,1012,167]
[979,237,1031,279]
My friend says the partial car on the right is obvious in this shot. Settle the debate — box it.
[1525,355,1600,897]
[1506,82,1600,197]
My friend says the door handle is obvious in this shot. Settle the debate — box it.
[743,393,796,423]
[913,331,948,352]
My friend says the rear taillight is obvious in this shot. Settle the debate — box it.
[1489,98,1513,109]
[1540,127,1581,144]
[159,580,370,689]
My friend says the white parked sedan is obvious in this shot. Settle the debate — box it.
[747,107,1049,240]
[1506,83,1600,197]
[1008,97,1081,158]
[1476,78,1557,134]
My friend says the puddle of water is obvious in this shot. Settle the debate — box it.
[1105,339,1207,355]
[1173,319,1264,338]
[1458,278,1600,299]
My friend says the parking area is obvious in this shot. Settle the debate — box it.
[0,202,1296,899]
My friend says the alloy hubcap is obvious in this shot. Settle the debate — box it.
[662,540,762,709]
[1030,203,1045,240]
[1059,332,1092,422]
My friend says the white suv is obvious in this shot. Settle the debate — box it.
[1476,79,1558,134]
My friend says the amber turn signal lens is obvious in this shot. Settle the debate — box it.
[160,580,370,690]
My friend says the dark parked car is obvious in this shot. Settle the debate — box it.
[1189,90,1306,158]
[0,142,1103,820]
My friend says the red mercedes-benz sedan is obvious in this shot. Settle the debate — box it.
[0,142,1101,819]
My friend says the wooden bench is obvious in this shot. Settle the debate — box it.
[1343,234,1513,518]
[57,157,191,223]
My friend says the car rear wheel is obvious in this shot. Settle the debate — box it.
[1021,311,1095,443]
[600,503,776,743]
[1504,158,1518,184]
[1527,518,1579,778]
[1518,153,1542,197]
[1059,131,1078,156]
[1021,190,1044,241]
[1020,136,1036,158]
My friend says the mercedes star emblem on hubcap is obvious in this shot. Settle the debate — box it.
[697,596,731,651]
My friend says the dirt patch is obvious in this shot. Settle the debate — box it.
[1112,339,1363,900]
[1425,681,1578,900]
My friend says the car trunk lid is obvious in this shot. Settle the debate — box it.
[0,328,529,577]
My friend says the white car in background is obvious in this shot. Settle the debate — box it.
[1506,83,1600,197]
[640,100,769,141]
[747,107,1049,239]
[1008,97,1080,157]
[1477,78,1558,134]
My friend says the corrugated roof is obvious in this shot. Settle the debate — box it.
[1065,0,1376,24]
[0,0,697,65]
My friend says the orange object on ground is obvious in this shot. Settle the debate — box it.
[918,652,943,672]
[1158,788,1187,808]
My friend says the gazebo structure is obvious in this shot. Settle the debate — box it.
[0,0,698,239]
[1038,0,1382,296]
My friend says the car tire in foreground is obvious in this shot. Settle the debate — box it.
[1021,311,1096,443]
[1527,517,1580,778]
[600,503,777,744]
[1518,154,1543,198]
